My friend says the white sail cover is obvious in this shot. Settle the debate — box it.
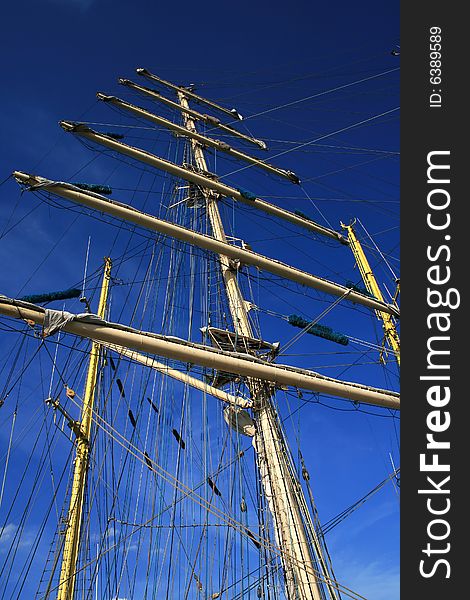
[223,405,256,437]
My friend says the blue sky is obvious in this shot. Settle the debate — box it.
[0,1,400,598]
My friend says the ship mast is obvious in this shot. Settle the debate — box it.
[176,91,333,600]
[341,221,400,366]
[4,71,400,598]
[56,257,112,600]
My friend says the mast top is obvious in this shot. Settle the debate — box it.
[118,78,267,149]
[136,67,244,120]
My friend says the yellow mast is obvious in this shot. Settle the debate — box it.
[57,257,112,600]
[341,221,400,366]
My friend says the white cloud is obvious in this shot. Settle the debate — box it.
[0,522,36,553]
[330,553,399,600]
[341,560,399,600]
[0,522,16,545]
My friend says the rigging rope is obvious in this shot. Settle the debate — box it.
[358,218,398,281]
[280,291,351,355]
[221,106,399,180]
[229,67,399,122]
[322,468,400,535]
[48,380,366,599]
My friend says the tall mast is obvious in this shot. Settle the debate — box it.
[341,221,400,366]
[177,91,332,600]
[57,257,112,600]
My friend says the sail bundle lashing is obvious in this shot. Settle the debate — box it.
[71,182,113,194]
[287,315,349,346]
[19,287,82,304]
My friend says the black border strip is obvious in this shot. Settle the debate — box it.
[402,5,465,597]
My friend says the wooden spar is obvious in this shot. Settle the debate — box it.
[57,121,347,243]
[0,298,400,410]
[12,172,398,317]
[102,343,251,408]
[97,93,299,183]
[57,257,112,600]
[136,67,244,120]
[177,92,328,600]
[341,222,401,366]
[118,78,267,149]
